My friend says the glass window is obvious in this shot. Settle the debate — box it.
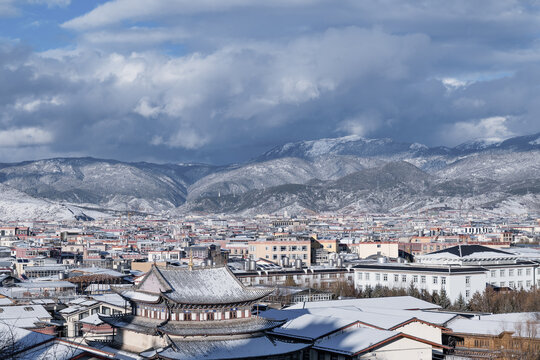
[383,274,388,281]
[375,273,381,281]
[526,269,532,276]
[394,274,399,282]
[441,277,446,285]
[517,269,523,276]
[413,275,418,283]
[421,275,426,284]
[500,269,505,276]
[365,273,370,280]
[401,274,407,282]
[509,269,514,276]
[432,276,437,284]
[490,270,496,277]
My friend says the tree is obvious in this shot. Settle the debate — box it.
[452,294,466,311]
[438,289,451,309]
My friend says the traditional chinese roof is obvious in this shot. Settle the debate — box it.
[140,335,310,360]
[130,265,273,305]
[100,315,284,337]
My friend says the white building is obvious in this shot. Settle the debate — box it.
[353,262,487,302]
[353,245,539,304]
[416,245,538,290]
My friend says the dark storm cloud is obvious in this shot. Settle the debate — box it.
[1,0,540,163]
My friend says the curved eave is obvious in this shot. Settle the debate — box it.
[111,287,163,304]
[157,318,286,337]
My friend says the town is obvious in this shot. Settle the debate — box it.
[0,211,538,359]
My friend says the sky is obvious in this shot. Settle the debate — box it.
[1,0,540,164]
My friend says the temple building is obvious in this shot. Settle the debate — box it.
[101,265,309,359]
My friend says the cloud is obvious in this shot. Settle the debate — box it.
[444,116,515,145]
[2,0,540,163]
[0,127,54,147]
[62,0,314,30]
[0,0,70,17]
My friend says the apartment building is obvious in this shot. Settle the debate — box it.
[248,237,313,264]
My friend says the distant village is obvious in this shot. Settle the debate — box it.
[0,212,539,359]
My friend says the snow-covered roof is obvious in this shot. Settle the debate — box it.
[305,307,416,330]
[270,314,358,340]
[0,322,53,352]
[0,305,51,320]
[313,326,400,356]
[118,290,160,303]
[79,313,104,325]
[90,293,130,308]
[13,339,116,360]
[141,336,310,360]
[134,266,273,305]
[287,296,440,310]
[448,313,540,338]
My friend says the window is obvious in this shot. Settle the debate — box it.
[394,274,399,282]
[383,274,388,281]
[526,280,531,287]
[358,272,363,280]
[517,269,523,276]
[376,273,381,281]
[272,246,277,251]
[301,246,307,251]
[413,275,418,283]
[500,269,505,277]
[509,281,515,288]
[272,254,277,260]
[432,276,438,284]
[491,270,496,277]
[526,269,532,276]
[500,282,506,287]
[465,276,471,287]
[365,273,370,280]
[421,275,426,284]
[280,246,286,251]
[465,290,470,298]
[441,277,446,285]
[509,269,514,276]
[401,275,407,282]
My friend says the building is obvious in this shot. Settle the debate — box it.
[354,262,487,302]
[101,265,310,358]
[248,237,312,264]
[445,312,540,359]
[417,245,539,290]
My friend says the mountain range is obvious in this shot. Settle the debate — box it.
[0,132,539,220]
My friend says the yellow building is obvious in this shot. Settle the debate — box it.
[248,238,312,264]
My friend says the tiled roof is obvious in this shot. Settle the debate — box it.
[137,266,274,305]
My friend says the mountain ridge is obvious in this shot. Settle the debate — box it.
[0,132,539,220]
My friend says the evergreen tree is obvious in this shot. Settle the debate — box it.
[453,294,466,311]
[438,289,451,309]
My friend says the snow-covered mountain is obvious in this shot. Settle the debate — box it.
[0,132,538,220]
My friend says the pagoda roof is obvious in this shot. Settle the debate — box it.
[132,265,273,305]
[100,315,284,337]
[140,335,310,360]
